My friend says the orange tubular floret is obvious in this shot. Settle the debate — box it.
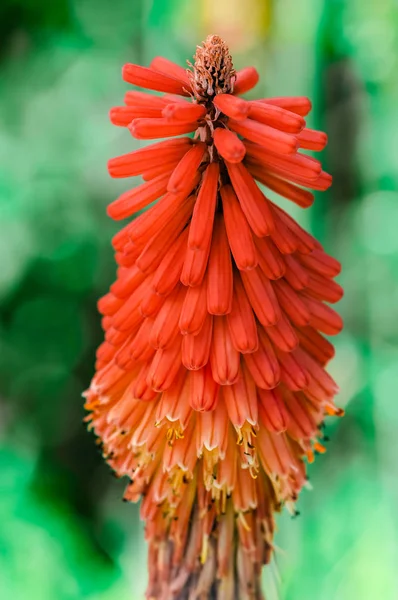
[130,176,199,244]
[255,236,285,280]
[189,363,220,411]
[130,319,155,361]
[103,326,127,348]
[213,94,249,120]
[220,185,257,271]
[111,265,146,299]
[162,93,190,105]
[207,216,233,316]
[241,269,281,327]
[233,67,260,95]
[135,197,195,274]
[284,254,310,290]
[129,118,198,140]
[96,340,113,363]
[298,249,341,277]
[107,172,170,220]
[244,142,321,180]
[225,162,274,237]
[140,287,164,317]
[115,255,134,270]
[245,156,321,192]
[123,90,169,108]
[223,364,258,428]
[163,102,207,122]
[305,272,344,304]
[188,163,219,251]
[122,63,191,96]
[167,142,207,193]
[210,316,240,385]
[295,170,333,192]
[213,128,246,163]
[115,239,140,263]
[229,118,298,155]
[252,171,314,208]
[243,329,280,390]
[110,105,163,126]
[246,160,331,193]
[155,369,191,426]
[182,313,213,370]
[150,56,191,86]
[123,335,155,368]
[141,159,181,181]
[272,205,318,253]
[97,292,123,317]
[273,279,310,327]
[150,285,186,349]
[180,238,211,287]
[266,314,299,353]
[304,296,344,335]
[179,278,208,336]
[298,128,328,151]
[108,138,191,178]
[284,391,317,440]
[258,388,289,433]
[134,364,159,401]
[296,326,335,365]
[277,348,309,391]
[249,102,305,134]
[198,403,229,459]
[147,337,182,392]
[227,274,258,354]
[296,347,338,397]
[259,96,312,116]
[110,277,152,330]
[152,228,189,296]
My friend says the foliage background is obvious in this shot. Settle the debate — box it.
[1,0,397,598]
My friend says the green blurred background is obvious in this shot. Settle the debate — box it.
[1,0,397,598]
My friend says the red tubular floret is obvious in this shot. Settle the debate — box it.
[229,118,298,155]
[122,63,191,96]
[249,102,305,134]
[129,118,198,140]
[163,102,207,122]
[213,94,249,120]
[214,128,246,163]
[233,67,260,95]
[258,96,312,117]
[150,56,191,87]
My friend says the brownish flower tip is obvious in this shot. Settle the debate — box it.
[188,34,236,100]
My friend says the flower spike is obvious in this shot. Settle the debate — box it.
[86,34,343,600]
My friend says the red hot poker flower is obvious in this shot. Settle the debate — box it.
[85,35,344,600]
